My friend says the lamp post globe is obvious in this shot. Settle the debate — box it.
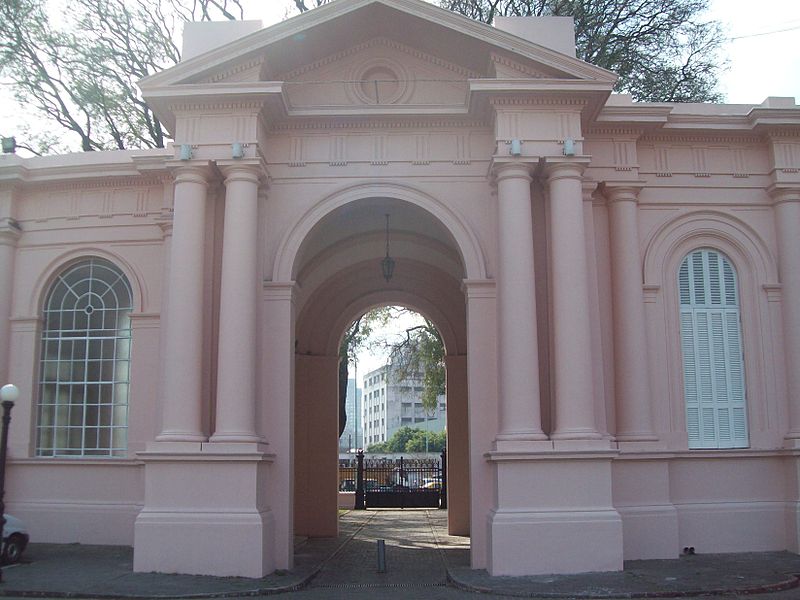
[0,385,18,403]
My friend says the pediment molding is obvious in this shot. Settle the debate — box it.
[198,57,267,84]
[489,52,554,79]
[283,36,481,81]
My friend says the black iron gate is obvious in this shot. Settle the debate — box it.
[342,450,447,509]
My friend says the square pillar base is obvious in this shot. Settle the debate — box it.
[133,443,275,578]
[486,450,623,575]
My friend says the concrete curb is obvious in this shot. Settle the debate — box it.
[445,569,800,599]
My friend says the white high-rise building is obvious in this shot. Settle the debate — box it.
[362,363,446,448]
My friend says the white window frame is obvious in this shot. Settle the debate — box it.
[679,248,748,449]
[36,257,133,458]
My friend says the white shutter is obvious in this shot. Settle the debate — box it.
[679,249,748,449]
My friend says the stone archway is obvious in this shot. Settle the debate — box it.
[285,193,476,543]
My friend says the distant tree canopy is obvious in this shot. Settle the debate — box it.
[0,0,243,154]
[367,426,446,453]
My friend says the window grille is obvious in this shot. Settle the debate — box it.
[36,258,133,457]
[679,249,748,449]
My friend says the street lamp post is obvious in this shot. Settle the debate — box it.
[0,384,19,583]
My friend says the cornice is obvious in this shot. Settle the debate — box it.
[585,127,643,137]
[639,133,764,145]
[489,95,587,108]
[284,36,480,81]
[269,118,488,131]
[22,176,167,194]
[167,98,271,114]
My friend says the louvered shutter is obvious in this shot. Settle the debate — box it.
[679,249,748,449]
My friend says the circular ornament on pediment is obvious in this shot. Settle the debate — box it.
[348,58,412,105]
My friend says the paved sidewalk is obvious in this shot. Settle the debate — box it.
[0,510,799,599]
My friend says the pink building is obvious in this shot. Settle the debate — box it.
[1,0,800,579]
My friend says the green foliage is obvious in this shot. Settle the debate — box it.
[389,317,445,414]
[0,0,242,153]
[437,0,724,102]
[366,426,446,454]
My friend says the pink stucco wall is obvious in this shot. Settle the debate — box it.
[1,0,800,579]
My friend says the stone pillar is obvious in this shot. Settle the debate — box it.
[156,164,211,442]
[494,163,546,443]
[262,282,297,570]
[546,161,601,441]
[211,165,263,443]
[772,188,800,442]
[0,218,21,385]
[603,184,657,442]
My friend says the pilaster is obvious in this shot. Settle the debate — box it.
[769,186,800,445]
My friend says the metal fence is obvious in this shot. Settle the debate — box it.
[339,450,447,509]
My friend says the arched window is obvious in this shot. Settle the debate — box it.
[679,248,748,449]
[36,258,133,457]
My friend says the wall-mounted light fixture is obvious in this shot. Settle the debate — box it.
[1,137,16,154]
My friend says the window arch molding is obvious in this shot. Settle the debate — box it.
[28,248,146,318]
[641,211,779,448]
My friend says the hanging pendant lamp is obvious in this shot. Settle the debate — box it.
[381,213,395,282]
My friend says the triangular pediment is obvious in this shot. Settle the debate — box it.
[139,0,616,127]
[142,0,615,88]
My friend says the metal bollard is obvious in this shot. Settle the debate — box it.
[377,539,386,573]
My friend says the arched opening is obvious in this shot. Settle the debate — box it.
[289,195,471,546]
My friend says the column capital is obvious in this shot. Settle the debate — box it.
[492,161,534,184]
[543,159,589,182]
[599,181,647,204]
[461,278,496,300]
[167,161,215,187]
[218,160,265,184]
[263,281,297,303]
[582,180,599,202]
[768,184,800,204]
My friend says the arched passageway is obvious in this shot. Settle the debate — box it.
[288,195,472,543]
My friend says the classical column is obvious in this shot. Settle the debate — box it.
[604,184,657,441]
[546,161,601,440]
[772,188,800,441]
[156,165,211,442]
[0,218,21,385]
[494,163,546,442]
[211,165,263,443]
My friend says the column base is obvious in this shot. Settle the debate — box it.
[488,508,623,575]
[155,431,207,443]
[486,450,622,575]
[134,446,275,578]
[134,510,275,578]
[209,432,267,444]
